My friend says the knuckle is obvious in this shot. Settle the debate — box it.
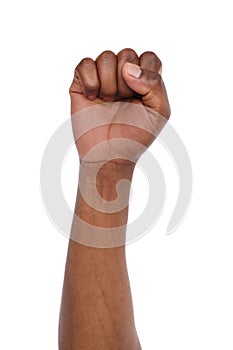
[141,51,161,61]
[118,48,138,60]
[96,50,116,64]
[140,51,162,72]
[76,58,95,77]
[78,57,94,67]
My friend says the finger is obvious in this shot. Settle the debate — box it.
[76,58,100,99]
[117,48,139,97]
[139,51,162,74]
[96,50,117,100]
[122,62,171,119]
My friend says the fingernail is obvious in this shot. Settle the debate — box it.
[126,62,142,79]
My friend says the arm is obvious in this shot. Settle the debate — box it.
[59,161,141,350]
[59,48,170,350]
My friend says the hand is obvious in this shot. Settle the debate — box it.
[70,48,170,165]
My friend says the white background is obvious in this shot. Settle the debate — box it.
[1,0,233,349]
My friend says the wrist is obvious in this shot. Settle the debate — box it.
[71,159,134,247]
[79,159,135,201]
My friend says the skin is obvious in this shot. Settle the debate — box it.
[59,48,171,349]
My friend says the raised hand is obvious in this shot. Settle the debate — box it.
[70,48,170,164]
[59,49,171,350]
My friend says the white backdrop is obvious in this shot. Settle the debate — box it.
[1,0,233,349]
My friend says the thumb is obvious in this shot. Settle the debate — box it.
[122,62,171,119]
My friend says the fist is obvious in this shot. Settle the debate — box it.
[70,48,170,164]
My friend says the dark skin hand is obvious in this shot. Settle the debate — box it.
[59,48,170,350]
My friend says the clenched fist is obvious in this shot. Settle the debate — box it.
[70,48,170,165]
[60,49,171,349]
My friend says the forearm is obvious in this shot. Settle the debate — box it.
[59,161,141,350]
